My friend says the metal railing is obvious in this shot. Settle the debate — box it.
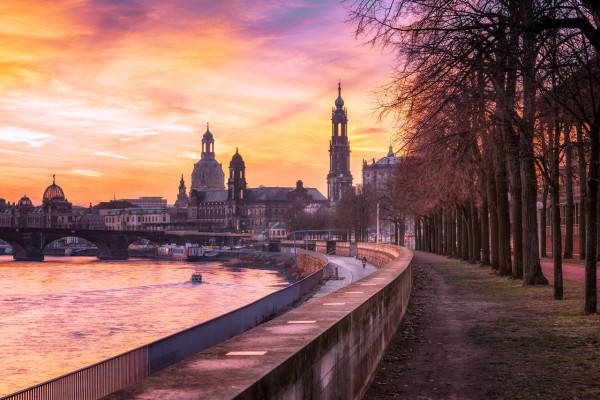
[4,348,148,400]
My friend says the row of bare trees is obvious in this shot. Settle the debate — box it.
[348,0,600,314]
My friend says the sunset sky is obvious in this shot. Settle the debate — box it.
[0,0,395,206]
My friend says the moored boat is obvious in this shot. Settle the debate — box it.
[155,243,218,261]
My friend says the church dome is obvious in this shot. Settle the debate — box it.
[18,195,32,207]
[43,176,65,201]
[230,148,245,167]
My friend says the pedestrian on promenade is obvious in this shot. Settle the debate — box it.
[362,256,367,269]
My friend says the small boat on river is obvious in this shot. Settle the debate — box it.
[190,269,203,283]
[155,243,218,261]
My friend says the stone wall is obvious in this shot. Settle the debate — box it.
[295,249,328,275]
[235,244,413,400]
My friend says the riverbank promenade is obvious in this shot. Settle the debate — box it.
[365,252,600,399]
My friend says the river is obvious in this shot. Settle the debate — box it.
[0,255,288,397]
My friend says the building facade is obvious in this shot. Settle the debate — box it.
[0,177,75,229]
[362,147,410,244]
[327,82,353,204]
[362,146,401,193]
[188,149,327,236]
[121,197,168,209]
[104,208,170,231]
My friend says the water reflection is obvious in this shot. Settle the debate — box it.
[0,255,287,396]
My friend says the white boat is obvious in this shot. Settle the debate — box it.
[156,243,217,261]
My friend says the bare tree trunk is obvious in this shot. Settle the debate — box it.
[495,143,512,276]
[564,125,575,259]
[462,207,470,261]
[437,211,444,254]
[487,168,499,271]
[502,58,523,278]
[597,187,600,260]
[584,116,599,314]
[415,217,423,251]
[577,123,587,259]
[470,201,480,264]
[521,0,548,285]
[450,208,458,258]
[426,216,431,251]
[466,204,475,263]
[509,151,524,279]
[456,207,464,260]
[398,217,406,247]
[481,197,491,266]
[551,123,564,299]
[421,216,429,252]
[540,182,549,258]
[441,211,446,254]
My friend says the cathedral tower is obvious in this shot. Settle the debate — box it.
[174,174,189,207]
[327,82,353,203]
[228,148,247,201]
[191,123,225,192]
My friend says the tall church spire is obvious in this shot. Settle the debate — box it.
[327,81,353,203]
[175,174,189,208]
[335,81,344,109]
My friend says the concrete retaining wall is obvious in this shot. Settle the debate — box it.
[236,245,413,399]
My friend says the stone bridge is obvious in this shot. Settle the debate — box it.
[0,227,240,261]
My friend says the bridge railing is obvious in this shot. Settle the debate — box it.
[1,252,328,400]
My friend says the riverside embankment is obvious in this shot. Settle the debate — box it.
[106,243,413,400]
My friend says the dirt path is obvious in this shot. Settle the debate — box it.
[364,252,493,400]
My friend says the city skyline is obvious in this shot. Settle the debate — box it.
[0,0,395,206]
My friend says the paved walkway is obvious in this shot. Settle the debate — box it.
[302,255,378,301]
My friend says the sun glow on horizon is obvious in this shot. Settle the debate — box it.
[0,0,395,206]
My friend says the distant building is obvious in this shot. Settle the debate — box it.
[268,221,288,240]
[188,149,327,234]
[104,208,170,231]
[362,146,401,192]
[121,197,167,209]
[94,200,137,216]
[362,147,408,244]
[74,206,106,230]
[0,176,74,229]
[174,174,189,208]
[327,82,353,203]
[190,124,225,192]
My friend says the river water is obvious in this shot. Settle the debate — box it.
[0,255,288,397]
